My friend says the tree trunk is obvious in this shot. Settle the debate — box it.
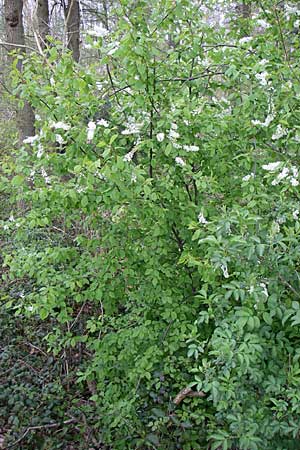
[236,1,251,19]
[4,0,35,142]
[36,0,50,50]
[64,0,80,62]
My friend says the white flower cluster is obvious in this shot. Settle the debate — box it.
[294,19,300,28]
[198,212,208,224]
[37,144,44,158]
[252,99,275,127]
[97,119,109,127]
[123,149,135,162]
[256,19,271,29]
[23,132,45,158]
[272,124,288,140]
[293,209,299,220]
[255,71,269,86]
[242,172,255,182]
[41,167,51,184]
[183,144,199,152]
[271,167,289,185]
[157,132,165,142]
[239,36,253,45]
[106,41,119,56]
[50,121,71,131]
[262,161,282,171]
[285,3,300,18]
[252,114,274,127]
[169,123,180,141]
[260,282,269,297]
[175,157,185,167]
[262,162,299,186]
[87,121,96,142]
[220,264,229,278]
[122,117,143,135]
[87,24,109,38]
[23,135,39,145]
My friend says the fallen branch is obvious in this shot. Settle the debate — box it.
[6,418,76,448]
[173,387,205,405]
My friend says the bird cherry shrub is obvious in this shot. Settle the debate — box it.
[2,1,300,448]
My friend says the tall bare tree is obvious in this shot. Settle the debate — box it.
[64,0,80,62]
[4,0,35,142]
[36,0,50,50]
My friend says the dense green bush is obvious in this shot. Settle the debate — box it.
[2,1,300,448]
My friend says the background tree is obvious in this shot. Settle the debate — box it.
[63,0,80,62]
[4,0,35,142]
[36,0,50,50]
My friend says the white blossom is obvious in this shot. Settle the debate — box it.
[294,19,300,28]
[171,123,178,130]
[173,142,181,149]
[293,209,299,220]
[183,144,199,152]
[285,4,299,17]
[41,167,51,184]
[260,282,269,297]
[97,119,109,127]
[157,132,165,142]
[50,77,55,86]
[198,212,208,224]
[50,121,71,131]
[292,166,299,178]
[107,42,119,55]
[175,157,185,167]
[169,129,180,140]
[122,117,143,135]
[123,150,135,162]
[258,59,269,66]
[255,71,269,86]
[252,113,275,127]
[220,264,229,278]
[242,173,255,182]
[272,124,287,140]
[131,173,137,183]
[252,98,275,127]
[87,24,109,38]
[262,161,282,171]
[291,177,299,186]
[239,36,253,45]
[37,144,44,158]
[87,121,96,141]
[272,167,290,185]
[55,134,64,145]
[9,215,15,222]
[272,222,280,234]
[256,19,271,29]
[23,135,39,145]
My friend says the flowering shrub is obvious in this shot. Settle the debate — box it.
[2,1,300,449]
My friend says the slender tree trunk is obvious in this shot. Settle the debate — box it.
[4,0,35,142]
[64,0,80,62]
[36,0,50,50]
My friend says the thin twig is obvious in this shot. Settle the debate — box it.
[6,419,76,448]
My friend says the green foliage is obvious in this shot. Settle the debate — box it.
[2,1,300,448]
